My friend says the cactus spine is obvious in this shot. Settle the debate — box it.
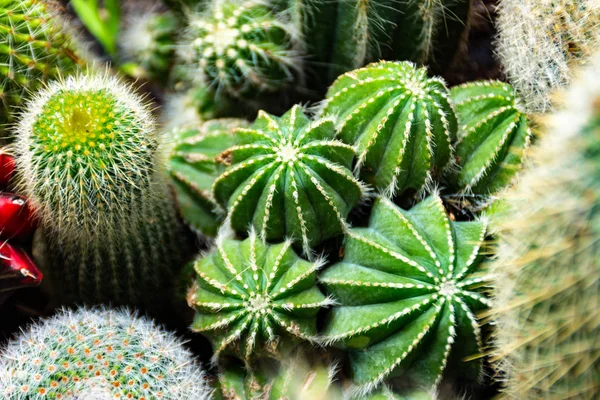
[14,74,191,310]
[490,51,600,399]
[0,307,211,399]
[322,195,490,394]
[321,61,457,198]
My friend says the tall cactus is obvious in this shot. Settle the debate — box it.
[13,73,192,311]
[490,52,600,399]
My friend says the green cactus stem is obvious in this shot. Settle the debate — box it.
[188,231,332,361]
[213,105,365,254]
[320,61,457,198]
[449,80,532,196]
[321,195,490,394]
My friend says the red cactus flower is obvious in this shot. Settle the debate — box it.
[0,151,15,188]
[0,193,37,240]
[0,242,42,293]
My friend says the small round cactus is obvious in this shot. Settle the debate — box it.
[320,61,457,198]
[213,105,365,254]
[321,195,490,394]
[0,307,211,399]
[167,119,247,237]
[188,231,331,361]
[180,0,302,98]
[449,81,531,196]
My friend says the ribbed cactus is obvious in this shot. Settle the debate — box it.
[448,81,531,196]
[0,0,82,138]
[13,74,191,310]
[321,195,490,394]
[320,61,457,198]
[179,0,302,98]
[167,119,247,237]
[213,105,365,254]
[0,307,211,399]
[491,52,600,399]
[188,231,331,361]
[496,0,600,113]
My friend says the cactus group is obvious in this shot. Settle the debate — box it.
[0,307,211,399]
[188,231,331,361]
[213,105,365,254]
[491,52,600,399]
[321,195,490,393]
[14,73,191,309]
[320,61,457,197]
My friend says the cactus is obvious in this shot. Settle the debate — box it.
[213,105,365,254]
[0,0,83,139]
[179,0,302,99]
[0,307,211,399]
[448,81,531,196]
[496,0,600,113]
[490,51,600,399]
[320,61,457,198]
[321,195,490,394]
[167,118,247,237]
[13,73,192,310]
[187,231,332,361]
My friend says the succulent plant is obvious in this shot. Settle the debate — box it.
[213,105,365,254]
[0,0,83,140]
[188,231,331,361]
[496,0,600,113]
[320,61,457,198]
[13,73,192,310]
[167,119,247,237]
[0,307,211,399]
[179,0,302,99]
[448,81,531,196]
[321,195,490,394]
[490,51,600,399]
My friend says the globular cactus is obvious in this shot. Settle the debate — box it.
[320,61,457,198]
[448,81,531,196]
[167,119,247,237]
[187,231,332,361]
[13,73,192,310]
[321,195,490,394]
[179,0,302,99]
[0,0,83,139]
[0,307,211,399]
[496,0,600,113]
[213,105,365,254]
[490,51,600,399]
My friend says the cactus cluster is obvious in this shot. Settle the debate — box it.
[0,307,211,399]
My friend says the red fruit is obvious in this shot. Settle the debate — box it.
[0,193,37,240]
[0,242,42,293]
[0,151,15,188]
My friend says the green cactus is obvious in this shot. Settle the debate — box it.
[213,105,365,254]
[490,52,600,399]
[320,61,457,198]
[0,307,211,399]
[321,195,490,394]
[188,231,331,361]
[167,118,247,237]
[0,0,83,140]
[496,0,600,113]
[13,73,192,310]
[448,80,532,196]
[179,0,302,99]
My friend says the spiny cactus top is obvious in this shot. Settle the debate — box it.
[0,307,211,400]
[321,195,490,393]
[213,105,365,254]
[188,231,331,361]
[167,119,246,237]
[320,61,457,198]
[449,81,531,195]
[0,0,82,130]
[181,0,301,97]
